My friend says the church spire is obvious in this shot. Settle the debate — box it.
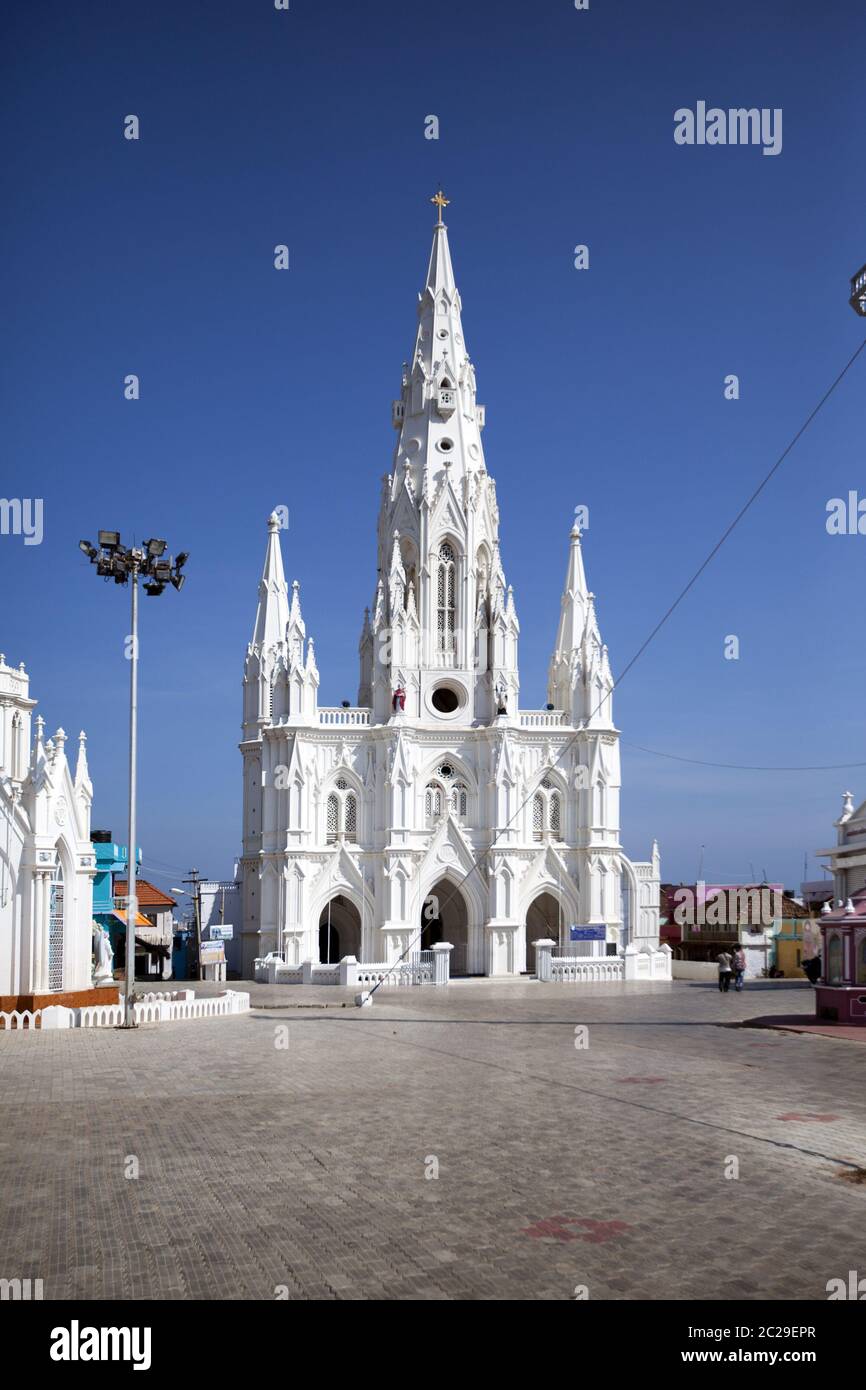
[547,521,612,725]
[551,521,590,664]
[367,196,509,724]
[250,511,290,654]
[424,191,457,297]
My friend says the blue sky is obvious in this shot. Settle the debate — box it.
[1,0,863,893]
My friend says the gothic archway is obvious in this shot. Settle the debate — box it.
[421,876,470,975]
[525,890,563,973]
[318,894,362,964]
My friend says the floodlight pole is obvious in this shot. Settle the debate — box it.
[78,530,187,1026]
[123,556,140,1028]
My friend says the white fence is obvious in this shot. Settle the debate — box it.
[550,957,625,983]
[535,940,672,984]
[0,1009,40,1030]
[0,990,250,1032]
[255,948,444,988]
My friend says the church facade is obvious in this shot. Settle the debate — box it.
[0,654,96,1000]
[238,202,661,978]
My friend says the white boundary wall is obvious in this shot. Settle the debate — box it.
[0,990,250,1031]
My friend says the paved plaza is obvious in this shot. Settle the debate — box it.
[1,979,864,1301]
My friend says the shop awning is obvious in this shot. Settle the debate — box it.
[110,909,152,929]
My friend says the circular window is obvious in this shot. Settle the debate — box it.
[437,438,454,453]
[438,763,454,779]
[431,687,459,714]
[437,329,448,340]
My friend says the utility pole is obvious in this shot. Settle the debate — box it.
[183,869,204,981]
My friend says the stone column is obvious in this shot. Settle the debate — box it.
[339,955,360,987]
[29,870,43,992]
[37,870,51,993]
[431,941,453,985]
[534,938,556,982]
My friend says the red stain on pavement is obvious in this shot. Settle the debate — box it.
[776,1112,840,1123]
[521,1216,632,1244]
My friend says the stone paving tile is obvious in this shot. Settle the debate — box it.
[0,980,863,1300]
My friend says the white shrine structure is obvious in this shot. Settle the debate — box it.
[0,654,97,1003]
[239,197,664,980]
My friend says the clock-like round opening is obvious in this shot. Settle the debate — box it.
[431,686,459,714]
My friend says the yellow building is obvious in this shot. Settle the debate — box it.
[774,900,821,978]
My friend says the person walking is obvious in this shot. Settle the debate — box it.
[731,946,747,992]
[717,949,733,993]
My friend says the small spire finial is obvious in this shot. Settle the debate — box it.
[431,188,449,226]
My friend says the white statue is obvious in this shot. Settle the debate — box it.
[92,922,114,984]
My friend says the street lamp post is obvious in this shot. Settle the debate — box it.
[79,531,188,1027]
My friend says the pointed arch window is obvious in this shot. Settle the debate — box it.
[425,783,444,826]
[437,542,456,655]
[49,859,64,992]
[533,779,563,842]
[449,782,468,819]
[326,779,358,844]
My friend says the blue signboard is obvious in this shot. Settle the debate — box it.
[570,925,606,941]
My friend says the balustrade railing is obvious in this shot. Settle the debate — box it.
[318,707,371,726]
[519,710,569,728]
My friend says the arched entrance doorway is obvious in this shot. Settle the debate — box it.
[525,891,563,974]
[318,894,361,964]
[421,877,470,975]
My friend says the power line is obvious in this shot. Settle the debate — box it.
[621,740,866,773]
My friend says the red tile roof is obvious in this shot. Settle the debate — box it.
[114,879,176,908]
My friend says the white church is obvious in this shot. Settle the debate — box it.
[0,654,97,1002]
[239,196,662,979]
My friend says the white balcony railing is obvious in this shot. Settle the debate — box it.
[519,709,570,728]
[318,707,371,726]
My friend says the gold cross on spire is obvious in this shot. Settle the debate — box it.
[431,188,449,226]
